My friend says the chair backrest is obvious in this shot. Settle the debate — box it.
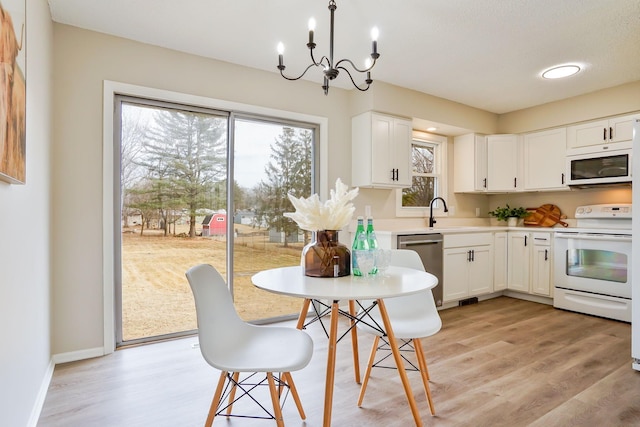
[185,264,252,367]
[385,249,439,317]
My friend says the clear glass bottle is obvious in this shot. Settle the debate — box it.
[352,216,369,276]
[366,217,379,274]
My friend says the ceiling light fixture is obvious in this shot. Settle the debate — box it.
[542,64,581,79]
[277,0,380,95]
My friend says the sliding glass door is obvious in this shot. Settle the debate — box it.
[114,96,317,345]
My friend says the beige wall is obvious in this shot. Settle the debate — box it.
[0,0,54,425]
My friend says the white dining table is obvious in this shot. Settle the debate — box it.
[251,265,438,427]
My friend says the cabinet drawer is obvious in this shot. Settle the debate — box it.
[531,232,552,246]
[444,233,493,248]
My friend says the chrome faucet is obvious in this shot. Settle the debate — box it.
[429,197,449,228]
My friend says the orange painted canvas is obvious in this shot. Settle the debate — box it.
[0,0,25,184]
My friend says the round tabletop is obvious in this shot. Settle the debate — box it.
[251,266,438,301]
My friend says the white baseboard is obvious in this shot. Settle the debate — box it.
[26,359,55,427]
[52,346,105,364]
[503,290,553,305]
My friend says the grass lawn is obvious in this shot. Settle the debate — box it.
[121,224,307,341]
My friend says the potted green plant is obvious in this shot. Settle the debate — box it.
[488,204,530,227]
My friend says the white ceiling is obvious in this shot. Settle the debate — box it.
[48,0,640,114]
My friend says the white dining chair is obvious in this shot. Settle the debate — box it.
[356,249,442,415]
[185,264,314,427]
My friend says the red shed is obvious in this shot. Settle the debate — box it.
[202,213,226,236]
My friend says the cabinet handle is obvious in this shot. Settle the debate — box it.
[483,177,487,188]
[471,249,475,262]
[603,128,607,141]
[467,250,471,262]
[561,173,565,185]
[609,127,613,140]
[524,236,528,247]
[393,168,398,181]
[514,177,517,188]
[544,249,548,261]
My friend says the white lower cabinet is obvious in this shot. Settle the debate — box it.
[531,233,552,296]
[443,233,494,302]
[493,232,508,291]
[506,231,552,296]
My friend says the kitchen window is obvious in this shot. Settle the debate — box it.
[396,131,447,217]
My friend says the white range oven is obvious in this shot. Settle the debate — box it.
[553,204,632,322]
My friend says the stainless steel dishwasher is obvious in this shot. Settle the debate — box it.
[397,234,443,307]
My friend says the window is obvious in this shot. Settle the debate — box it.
[396,131,447,217]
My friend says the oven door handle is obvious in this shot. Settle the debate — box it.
[555,233,631,243]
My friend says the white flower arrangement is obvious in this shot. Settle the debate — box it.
[284,178,358,232]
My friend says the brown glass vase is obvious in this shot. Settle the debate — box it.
[302,230,351,277]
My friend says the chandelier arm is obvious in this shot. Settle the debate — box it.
[337,66,372,91]
[335,57,377,73]
[279,63,323,81]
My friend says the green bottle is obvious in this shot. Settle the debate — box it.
[352,216,369,276]
[366,217,379,274]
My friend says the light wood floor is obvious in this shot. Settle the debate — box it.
[38,297,640,426]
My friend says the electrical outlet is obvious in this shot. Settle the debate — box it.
[448,206,455,216]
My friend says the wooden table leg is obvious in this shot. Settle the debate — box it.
[348,300,361,384]
[376,298,423,427]
[296,298,311,330]
[323,300,340,427]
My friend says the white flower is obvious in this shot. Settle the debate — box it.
[284,178,358,231]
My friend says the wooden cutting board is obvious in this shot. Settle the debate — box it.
[523,204,569,227]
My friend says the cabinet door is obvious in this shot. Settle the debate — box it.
[493,232,508,291]
[567,119,609,150]
[531,245,551,296]
[443,248,470,302]
[370,114,395,185]
[523,128,567,191]
[392,117,413,187]
[487,134,521,191]
[507,232,530,292]
[609,114,640,143]
[468,245,493,295]
[454,133,487,192]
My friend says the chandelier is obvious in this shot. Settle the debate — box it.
[276,0,380,95]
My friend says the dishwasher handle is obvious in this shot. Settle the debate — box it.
[399,239,443,247]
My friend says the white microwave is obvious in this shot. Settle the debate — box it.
[566,147,632,187]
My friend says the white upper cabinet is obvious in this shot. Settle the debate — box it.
[454,133,487,193]
[523,127,568,191]
[352,112,412,188]
[487,134,522,192]
[567,113,640,154]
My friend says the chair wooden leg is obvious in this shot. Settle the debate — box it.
[349,300,361,384]
[267,372,285,427]
[414,339,435,416]
[296,298,311,330]
[206,371,227,427]
[283,371,306,420]
[357,335,380,406]
[225,372,240,416]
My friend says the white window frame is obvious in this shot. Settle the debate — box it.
[395,131,448,218]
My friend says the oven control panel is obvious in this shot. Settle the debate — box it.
[575,204,632,219]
